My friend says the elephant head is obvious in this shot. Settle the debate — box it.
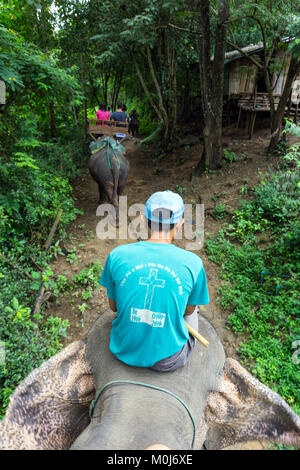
[0,310,299,450]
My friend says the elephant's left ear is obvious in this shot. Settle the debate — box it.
[0,341,95,450]
[204,358,300,450]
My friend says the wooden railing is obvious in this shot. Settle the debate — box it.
[236,91,299,138]
[237,92,281,111]
[88,119,129,142]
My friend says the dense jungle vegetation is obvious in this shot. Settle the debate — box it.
[0,0,299,426]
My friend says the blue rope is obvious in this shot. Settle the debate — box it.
[89,379,196,449]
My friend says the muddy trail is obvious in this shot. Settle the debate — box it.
[46,126,279,361]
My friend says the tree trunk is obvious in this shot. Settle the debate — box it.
[79,51,88,136]
[111,69,123,110]
[268,56,300,153]
[146,45,170,145]
[194,0,229,172]
[168,47,177,140]
[103,72,110,106]
[133,55,164,123]
[180,68,191,121]
[89,77,101,108]
[61,2,78,125]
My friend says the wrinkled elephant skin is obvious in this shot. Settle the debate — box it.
[0,310,299,450]
[88,145,129,208]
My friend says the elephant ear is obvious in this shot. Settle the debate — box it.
[204,358,300,450]
[0,341,95,450]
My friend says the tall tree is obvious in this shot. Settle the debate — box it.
[193,0,230,171]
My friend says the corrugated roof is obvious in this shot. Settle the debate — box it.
[223,37,293,64]
[224,42,264,63]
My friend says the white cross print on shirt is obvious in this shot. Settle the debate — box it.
[139,268,165,310]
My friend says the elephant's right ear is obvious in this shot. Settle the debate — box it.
[0,341,95,450]
[204,358,300,450]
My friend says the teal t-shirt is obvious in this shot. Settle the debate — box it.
[99,241,209,367]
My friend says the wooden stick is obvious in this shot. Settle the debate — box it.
[185,322,209,348]
[33,209,63,319]
[44,209,63,250]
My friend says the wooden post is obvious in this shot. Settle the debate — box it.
[236,106,242,128]
[253,85,257,109]
[249,111,257,139]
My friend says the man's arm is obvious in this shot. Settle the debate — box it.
[108,297,117,312]
[184,304,197,315]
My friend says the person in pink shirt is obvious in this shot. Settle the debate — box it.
[96,103,110,125]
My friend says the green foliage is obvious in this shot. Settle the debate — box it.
[223,149,238,162]
[70,261,103,289]
[175,184,187,195]
[0,5,88,420]
[284,119,300,138]
[253,171,299,224]
[119,95,158,136]
[280,145,300,169]
[0,152,80,251]
[281,120,300,169]
[206,232,300,412]
[0,26,80,96]
[205,143,300,414]
[211,192,220,202]
[213,203,228,219]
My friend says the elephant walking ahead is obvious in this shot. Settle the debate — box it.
[88,137,129,209]
[0,309,299,450]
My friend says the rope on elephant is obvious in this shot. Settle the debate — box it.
[89,379,196,449]
[107,140,120,170]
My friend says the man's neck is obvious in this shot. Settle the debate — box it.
[146,232,174,244]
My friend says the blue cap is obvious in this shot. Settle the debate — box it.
[145,190,184,224]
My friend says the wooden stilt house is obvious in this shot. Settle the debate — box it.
[223,41,300,138]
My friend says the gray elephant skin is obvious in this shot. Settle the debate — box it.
[0,309,299,450]
[88,144,129,208]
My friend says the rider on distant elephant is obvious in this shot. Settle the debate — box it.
[96,102,110,126]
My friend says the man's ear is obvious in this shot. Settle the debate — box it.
[204,358,300,450]
[0,341,95,450]
[174,217,184,235]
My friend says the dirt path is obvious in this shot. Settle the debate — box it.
[44,126,284,450]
